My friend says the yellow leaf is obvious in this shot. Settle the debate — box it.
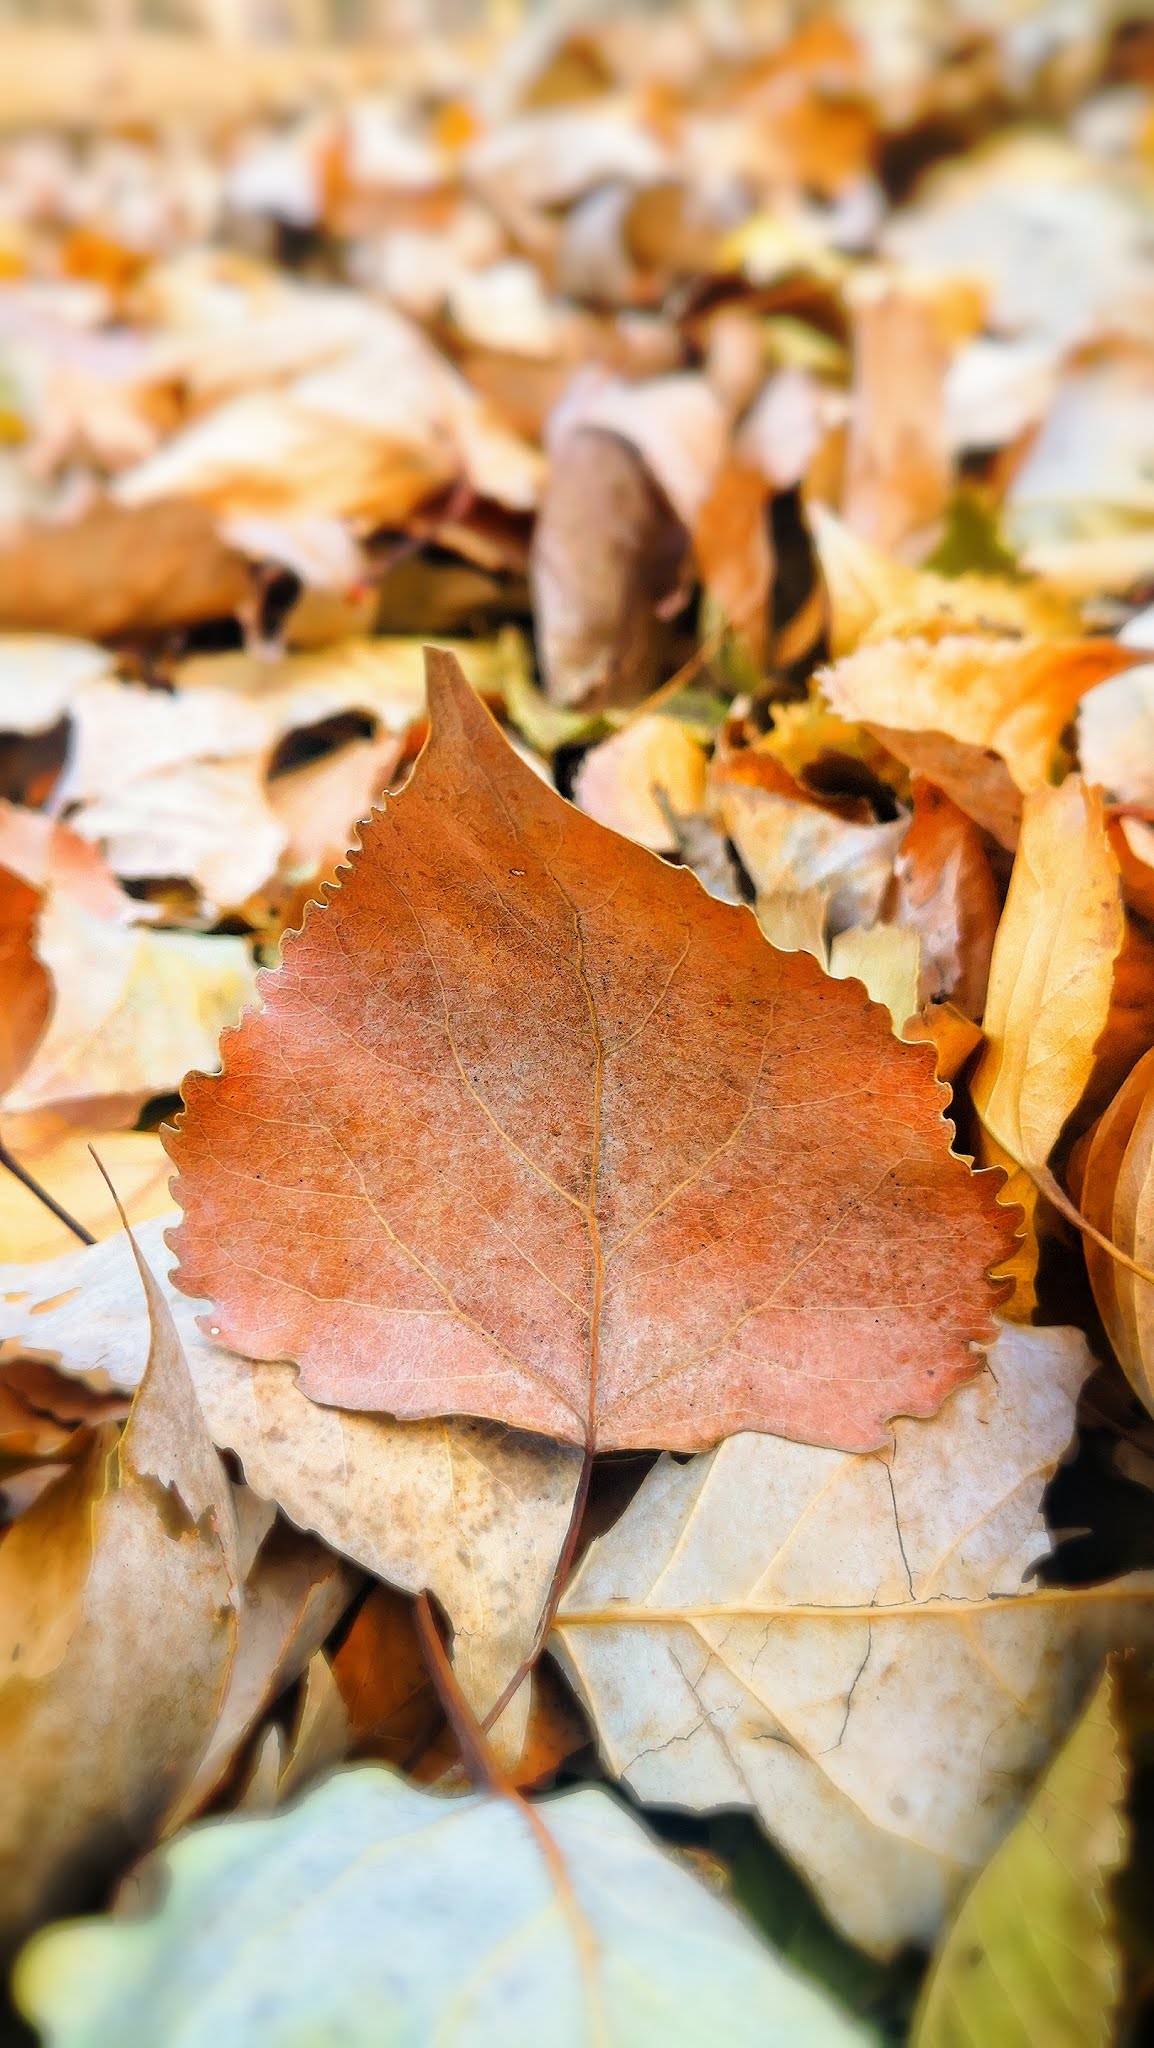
[913,1668,1127,2048]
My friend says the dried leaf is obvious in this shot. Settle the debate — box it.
[827,922,920,1033]
[0,638,112,737]
[555,1322,1153,1955]
[819,637,1136,847]
[808,505,1074,661]
[1,1217,582,1754]
[4,896,256,1114]
[166,647,1010,1455]
[531,426,688,710]
[971,778,1128,1307]
[1080,1048,1154,1420]
[0,1223,240,1951]
[913,1668,1127,2048]
[15,1767,868,2048]
[572,716,708,853]
[0,502,251,642]
[1078,661,1154,806]
[710,770,907,939]
[173,1514,355,1827]
[892,779,999,1017]
[842,281,950,560]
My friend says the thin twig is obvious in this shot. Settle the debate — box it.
[0,1141,95,1246]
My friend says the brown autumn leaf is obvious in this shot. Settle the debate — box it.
[841,280,951,561]
[1079,1047,1154,1421]
[692,458,773,669]
[165,646,1011,1456]
[892,778,1000,1018]
[0,500,251,641]
[819,635,1139,846]
[531,425,689,710]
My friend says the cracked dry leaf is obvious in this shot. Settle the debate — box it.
[0,1222,240,1954]
[0,1217,582,1759]
[14,1767,867,2048]
[818,636,1136,847]
[555,1322,1154,1958]
[3,894,257,1115]
[913,1667,1127,2048]
[165,647,1010,1456]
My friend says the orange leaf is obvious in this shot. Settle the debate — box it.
[166,648,1011,1455]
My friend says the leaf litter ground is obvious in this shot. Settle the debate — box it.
[3,5,1154,2043]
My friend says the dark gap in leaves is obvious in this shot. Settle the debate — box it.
[269,711,378,781]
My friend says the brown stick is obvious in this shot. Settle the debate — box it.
[0,1140,95,1247]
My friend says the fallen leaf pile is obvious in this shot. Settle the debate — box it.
[3,2,1154,2041]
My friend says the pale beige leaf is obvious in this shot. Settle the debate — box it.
[173,632,527,744]
[72,759,287,911]
[268,733,405,879]
[0,637,112,737]
[1078,662,1154,807]
[555,1321,1153,1957]
[4,897,257,1114]
[572,717,708,853]
[712,778,906,935]
[60,681,270,803]
[828,923,920,1032]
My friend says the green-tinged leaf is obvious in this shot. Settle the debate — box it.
[923,495,1023,581]
[913,1667,1128,2048]
[16,1767,868,2048]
